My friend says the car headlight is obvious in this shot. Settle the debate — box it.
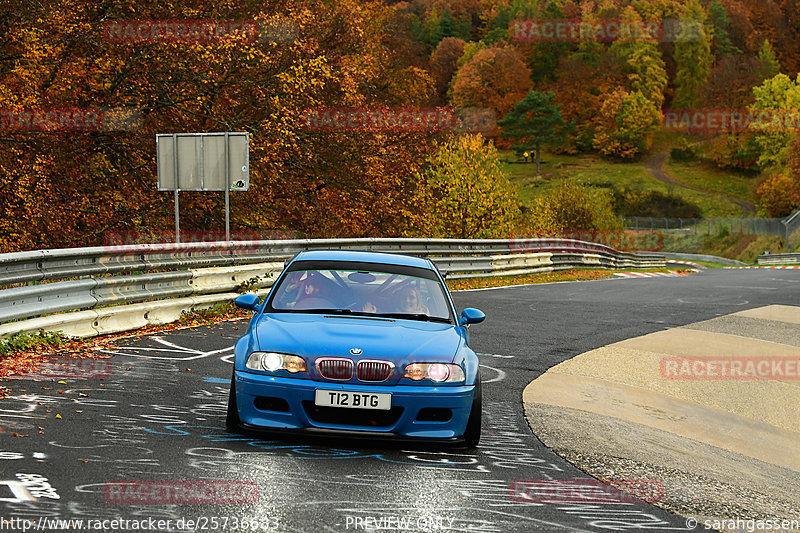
[402,363,465,383]
[246,352,307,374]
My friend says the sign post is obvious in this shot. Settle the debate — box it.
[156,132,249,243]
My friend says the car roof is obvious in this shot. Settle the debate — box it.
[290,249,434,270]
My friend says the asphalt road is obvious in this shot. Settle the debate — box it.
[1,268,798,533]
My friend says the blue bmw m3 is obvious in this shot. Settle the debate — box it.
[226,249,486,446]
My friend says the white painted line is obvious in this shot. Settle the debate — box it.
[480,364,507,384]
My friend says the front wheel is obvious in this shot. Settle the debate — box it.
[226,372,241,431]
[462,376,482,448]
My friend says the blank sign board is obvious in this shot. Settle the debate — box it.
[157,132,249,191]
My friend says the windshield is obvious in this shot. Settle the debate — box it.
[267,263,453,322]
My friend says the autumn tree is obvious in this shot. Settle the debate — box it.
[429,37,466,104]
[416,135,520,239]
[673,0,713,108]
[592,89,661,159]
[498,90,566,174]
[610,6,668,109]
[546,53,627,152]
[0,0,443,251]
[451,42,532,126]
[756,173,800,217]
[749,73,800,169]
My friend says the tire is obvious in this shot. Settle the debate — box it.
[226,372,241,431]
[462,375,482,448]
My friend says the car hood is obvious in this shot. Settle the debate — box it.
[254,313,462,363]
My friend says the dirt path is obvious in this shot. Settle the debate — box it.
[644,150,757,216]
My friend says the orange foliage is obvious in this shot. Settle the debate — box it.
[0,0,445,251]
[756,172,800,217]
[430,37,466,104]
[451,42,531,128]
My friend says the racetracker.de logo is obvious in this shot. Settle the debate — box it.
[7,357,112,380]
[510,18,703,43]
[103,480,258,504]
[103,19,298,44]
[509,478,664,504]
[301,107,496,133]
[0,108,142,132]
[661,356,800,380]
[662,108,800,133]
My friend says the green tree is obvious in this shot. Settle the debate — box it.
[417,135,520,239]
[433,9,459,46]
[525,1,569,83]
[673,0,713,108]
[498,90,566,174]
[707,0,741,57]
[756,40,781,80]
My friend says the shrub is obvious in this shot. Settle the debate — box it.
[670,138,697,161]
[756,173,800,217]
[417,135,521,238]
[614,188,703,218]
[523,183,621,233]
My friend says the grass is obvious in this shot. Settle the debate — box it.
[0,330,70,357]
[665,159,760,207]
[661,231,785,264]
[501,150,652,205]
[501,149,755,218]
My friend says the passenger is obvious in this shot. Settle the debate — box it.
[398,286,429,315]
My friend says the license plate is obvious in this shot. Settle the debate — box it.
[315,390,391,410]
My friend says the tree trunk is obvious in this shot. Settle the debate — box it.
[535,147,541,175]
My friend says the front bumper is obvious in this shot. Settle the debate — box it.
[234,369,476,439]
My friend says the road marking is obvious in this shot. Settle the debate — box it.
[480,364,506,384]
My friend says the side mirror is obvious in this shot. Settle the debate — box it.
[234,294,260,311]
[460,308,485,325]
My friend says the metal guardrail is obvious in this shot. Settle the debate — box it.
[661,253,747,266]
[757,253,800,265]
[0,238,664,338]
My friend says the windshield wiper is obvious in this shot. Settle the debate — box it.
[299,308,381,318]
[376,313,451,323]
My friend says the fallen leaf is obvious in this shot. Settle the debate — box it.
[55,414,62,419]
